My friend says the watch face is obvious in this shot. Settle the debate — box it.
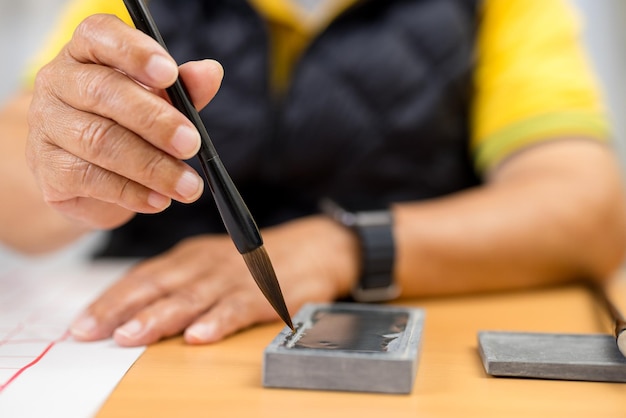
[291,307,409,353]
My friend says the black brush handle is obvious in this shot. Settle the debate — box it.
[200,157,263,254]
[123,0,262,254]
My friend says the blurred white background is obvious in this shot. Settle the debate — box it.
[0,0,105,273]
[0,0,66,101]
[0,0,624,272]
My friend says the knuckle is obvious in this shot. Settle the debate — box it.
[72,14,150,71]
[174,288,204,309]
[32,63,54,93]
[138,274,172,300]
[25,113,47,159]
[141,151,170,182]
[79,14,128,53]
[78,117,119,158]
[77,68,119,110]
[30,64,62,115]
[133,102,162,131]
[73,14,110,44]
[113,35,139,66]
[42,152,88,203]
[116,178,134,205]
[26,99,45,130]
[24,136,49,175]
[75,160,119,203]
[76,157,100,190]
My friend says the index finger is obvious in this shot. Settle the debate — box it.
[64,14,178,89]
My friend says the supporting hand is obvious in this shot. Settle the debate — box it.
[70,216,359,346]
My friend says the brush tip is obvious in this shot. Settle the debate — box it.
[242,246,294,330]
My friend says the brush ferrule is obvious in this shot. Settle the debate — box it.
[199,156,262,254]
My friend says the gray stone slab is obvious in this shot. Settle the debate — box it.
[478,331,626,382]
[263,302,425,393]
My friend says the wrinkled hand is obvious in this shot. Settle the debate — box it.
[26,14,223,229]
[70,216,359,346]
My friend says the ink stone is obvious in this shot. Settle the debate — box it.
[263,303,425,393]
[478,331,626,383]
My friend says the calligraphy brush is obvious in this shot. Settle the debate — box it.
[122,0,294,331]
[591,282,626,357]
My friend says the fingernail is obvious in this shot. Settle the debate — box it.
[115,319,144,339]
[185,322,218,343]
[146,54,178,84]
[147,191,171,210]
[171,125,200,157]
[70,314,98,339]
[176,171,203,199]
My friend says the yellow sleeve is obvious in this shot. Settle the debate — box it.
[23,0,132,86]
[472,0,610,174]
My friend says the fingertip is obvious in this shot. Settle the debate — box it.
[145,54,179,87]
[175,170,204,202]
[70,314,101,341]
[184,322,221,345]
[113,319,149,347]
[147,191,172,211]
[179,59,224,110]
[204,59,224,80]
[171,124,201,158]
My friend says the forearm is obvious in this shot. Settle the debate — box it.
[392,140,626,297]
[0,91,90,253]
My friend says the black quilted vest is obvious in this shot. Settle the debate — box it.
[99,0,481,257]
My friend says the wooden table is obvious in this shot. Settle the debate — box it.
[97,276,626,418]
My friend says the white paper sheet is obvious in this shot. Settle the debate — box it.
[0,261,145,418]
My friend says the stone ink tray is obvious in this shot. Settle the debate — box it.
[263,302,425,393]
[478,331,626,382]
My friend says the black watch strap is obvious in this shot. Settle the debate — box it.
[320,199,400,302]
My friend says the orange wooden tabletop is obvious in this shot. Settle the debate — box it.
[97,274,626,418]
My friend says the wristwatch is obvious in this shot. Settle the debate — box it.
[320,199,400,302]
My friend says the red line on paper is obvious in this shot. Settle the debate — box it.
[0,331,70,393]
